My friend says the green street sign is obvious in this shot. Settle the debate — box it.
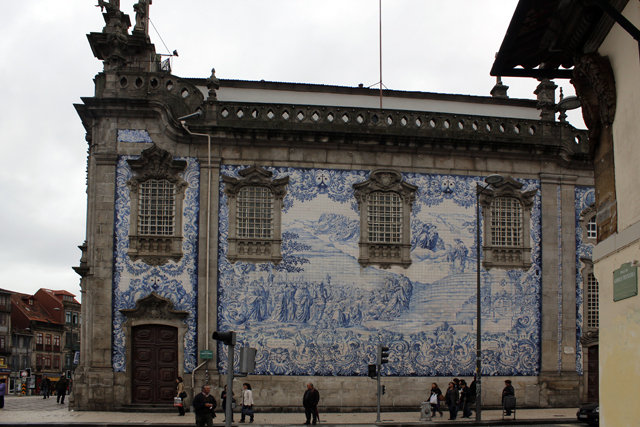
[200,350,214,360]
[613,263,638,302]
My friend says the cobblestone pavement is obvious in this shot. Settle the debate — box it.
[0,396,582,426]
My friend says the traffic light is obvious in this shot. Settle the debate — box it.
[212,331,236,346]
[66,370,71,379]
[239,347,257,374]
[376,344,389,365]
[25,368,31,377]
[381,385,386,395]
[368,364,377,379]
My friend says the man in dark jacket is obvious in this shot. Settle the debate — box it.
[41,375,51,399]
[56,377,68,404]
[458,380,472,418]
[193,385,217,427]
[302,383,320,425]
[502,380,515,415]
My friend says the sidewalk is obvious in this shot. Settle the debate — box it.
[0,396,580,426]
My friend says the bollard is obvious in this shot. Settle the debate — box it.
[420,401,432,422]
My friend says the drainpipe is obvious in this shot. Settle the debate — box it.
[179,112,212,353]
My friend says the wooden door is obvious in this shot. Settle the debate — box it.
[131,324,178,404]
[587,345,599,402]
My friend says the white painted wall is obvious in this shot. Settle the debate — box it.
[595,2,640,426]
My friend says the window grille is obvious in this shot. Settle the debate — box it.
[587,216,597,240]
[367,192,403,243]
[236,186,274,239]
[587,273,599,329]
[138,179,176,236]
[490,197,523,246]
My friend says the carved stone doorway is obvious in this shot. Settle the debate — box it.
[587,345,599,403]
[131,324,178,404]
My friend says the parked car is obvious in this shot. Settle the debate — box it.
[577,403,599,426]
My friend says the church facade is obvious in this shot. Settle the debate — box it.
[72,2,595,411]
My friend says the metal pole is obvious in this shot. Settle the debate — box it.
[476,185,483,422]
[376,365,381,423]
[226,345,234,427]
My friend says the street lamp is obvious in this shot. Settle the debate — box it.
[476,174,503,422]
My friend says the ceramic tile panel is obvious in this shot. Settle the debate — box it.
[217,166,542,377]
[117,129,154,143]
[111,155,200,373]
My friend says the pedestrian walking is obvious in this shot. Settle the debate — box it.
[458,379,472,418]
[428,382,443,417]
[221,385,235,422]
[502,379,515,416]
[193,384,217,427]
[444,381,459,420]
[175,377,187,416]
[0,377,6,410]
[303,382,320,425]
[240,382,254,423]
[56,377,68,404]
[41,375,51,399]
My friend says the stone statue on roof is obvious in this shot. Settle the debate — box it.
[207,68,220,99]
[96,0,120,13]
[133,0,151,34]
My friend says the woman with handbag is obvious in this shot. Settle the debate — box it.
[240,382,254,423]
[429,382,444,417]
[175,377,187,416]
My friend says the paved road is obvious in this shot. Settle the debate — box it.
[0,396,584,427]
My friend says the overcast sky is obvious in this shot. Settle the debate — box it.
[1,1,584,300]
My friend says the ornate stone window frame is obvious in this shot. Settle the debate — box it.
[223,165,289,264]
[126,144,187,266]
[480,177,536,270]
[353,169,417,269]
[119,292,189,404]
[579,203,597,244]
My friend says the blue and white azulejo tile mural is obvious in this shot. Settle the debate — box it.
[574,187,596,375]
[112,155,200,373]
[217,166,542,377]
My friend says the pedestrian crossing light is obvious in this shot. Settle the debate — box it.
[376,344,389,365]
[368,364,377,379]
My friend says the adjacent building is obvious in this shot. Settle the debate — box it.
[35,289,82,375]
[11,293,66,392]
[491,0,640,423]
[71,1,596,411]
[0,288,12,385]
